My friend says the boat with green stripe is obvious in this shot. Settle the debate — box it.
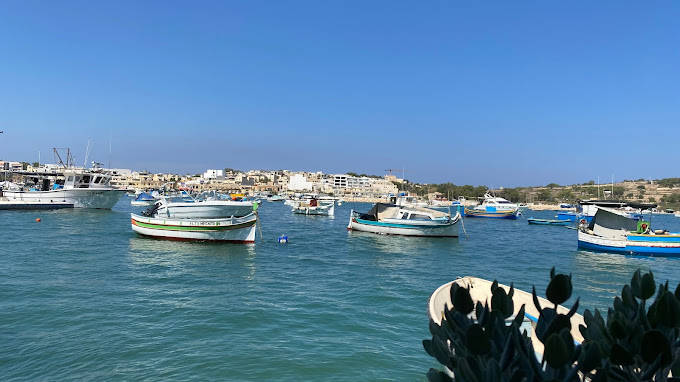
[131,212,257,243]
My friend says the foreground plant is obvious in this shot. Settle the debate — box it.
[423,268,680,381]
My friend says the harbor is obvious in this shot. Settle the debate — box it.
[2,198,680,380]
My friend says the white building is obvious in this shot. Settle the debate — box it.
[287,173,313,192]
[333,174,348,188]
[203,169,224,180]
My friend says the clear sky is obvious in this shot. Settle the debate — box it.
[1,1,678,187]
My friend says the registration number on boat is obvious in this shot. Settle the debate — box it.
[189,221,220,226]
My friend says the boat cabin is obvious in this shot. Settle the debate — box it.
[62,171,113,190]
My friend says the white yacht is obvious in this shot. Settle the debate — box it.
[2,168,126,209]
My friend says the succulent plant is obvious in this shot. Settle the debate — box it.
[424,268,680,382]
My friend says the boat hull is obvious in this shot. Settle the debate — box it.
[577,230,680,257]
[130,213,257,243]
[347,212,460,237]
[527,218,571,226]
[464,207,519,219]
[2,189,126,209]
[0,199,74,210]
[131,199,155,206]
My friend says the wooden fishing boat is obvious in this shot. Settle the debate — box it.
[348,203,460,237]
[526,218,572,226]
[130,212,258,243]
[577,207,680,257]
[428,276,585,368]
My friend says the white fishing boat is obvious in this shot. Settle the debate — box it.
[266,194,285,202]
[130,212,258,243]
[149,197,256,219]
[292,198,335,216]
[2,168,126,209]
[348,203,460,237]
[464,193,520,219]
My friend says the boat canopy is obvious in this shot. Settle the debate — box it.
[360,203,400,221]
[579,199,657,210]
[589,207,639,238]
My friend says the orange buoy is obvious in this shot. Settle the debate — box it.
[36,218,41,222]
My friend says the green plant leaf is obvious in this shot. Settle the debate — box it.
[631,269,643,299]
[609,318,627,339]
[491,286,514,319]
[465,324,491,355]
[610,343,634,366]
[544,332,570,368]
[453,286,475,315]
[546,273,572,305]
[485,359,501,382]
[656,290,680,328]
[621,284,638,310]
[641,272,656,300]
[578,342,602,373]
[426,368,453,382]
[640,329,671,365]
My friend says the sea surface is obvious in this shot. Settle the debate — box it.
[2,199,679,381]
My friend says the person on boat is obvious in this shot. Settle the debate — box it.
[309,198,318,207]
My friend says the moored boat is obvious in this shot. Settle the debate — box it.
[427,276,585,366]
[131,192,156,206]
[2,168,126,209]
[464,193,519,219]
[348,203,460,237]
[292,198,335,216]
[130,213,257,243]
[526,217,572,226]
[577,206,680,257]
[151,198,255,219]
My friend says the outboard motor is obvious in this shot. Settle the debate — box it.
[142,201,162,217]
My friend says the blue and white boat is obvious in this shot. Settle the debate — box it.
[131,192,156,206]
[577,199,651,223]
[348,203,460,237]
[464,193,519,219]
[577,206,680,257]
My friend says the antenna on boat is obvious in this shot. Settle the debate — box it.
[108,130,112,170]
[83,139,91,169]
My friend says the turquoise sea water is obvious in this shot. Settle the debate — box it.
[2,199,679,381]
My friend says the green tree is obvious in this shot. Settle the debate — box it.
[536,188,553,202]
[546,183,560,189]
[556,189,575,201]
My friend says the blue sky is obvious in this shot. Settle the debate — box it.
[1,1,678,187]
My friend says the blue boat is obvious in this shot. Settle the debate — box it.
[131,192,156,206]
[577,206,680,257]
[527,218,572,226]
